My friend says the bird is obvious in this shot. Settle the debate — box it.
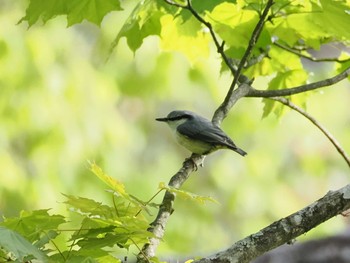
[156,110,247,157]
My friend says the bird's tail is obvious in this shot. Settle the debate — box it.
[231,146,247,156]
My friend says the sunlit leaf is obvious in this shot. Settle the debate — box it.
[207,2,259,49]
[269,70,308,90]
[66,0,122,26]
[19,0,122,27]
[89,162,126,196]
[262,99,276,119]
[159,182,219,204]
[111,0,171,53]
[89,163,154,214]
[335,52,350,77]
[262,70,308,118]
[160,14,210,62]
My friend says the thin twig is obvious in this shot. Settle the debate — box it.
[246,66,350,97]
[163,0,187,8]
[185,0,236,75]
[230,0,274,92]
[131,238,152,263]
[213,0,275,125]
[134,188,163,217]
[43,230,65,261]
[274,42,350,63]
[271,97,350,168]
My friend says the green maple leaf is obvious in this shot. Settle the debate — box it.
[19,0,122,27]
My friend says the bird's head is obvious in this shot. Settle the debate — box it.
[156,110,195,130]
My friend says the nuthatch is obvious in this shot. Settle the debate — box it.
[156,110,247,157]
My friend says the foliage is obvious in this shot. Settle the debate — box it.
[0,226,47,262]
[19,0,122,26]
[0,164,149,262]
[0,164,215,262]
[19,0,350,119]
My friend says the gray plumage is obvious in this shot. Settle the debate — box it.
[156,110,247,156]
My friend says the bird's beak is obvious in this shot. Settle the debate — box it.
[155,117,168,122]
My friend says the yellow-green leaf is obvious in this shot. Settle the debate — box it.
[159,182,219,205]
[160,14,210,62]
[89,162,126,196]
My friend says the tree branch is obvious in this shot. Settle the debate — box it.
[139,0,350,261]
[213,0,274,126]
[246,66,350,98]
[163,0,187,8]
[138,1,275,261]
[195,184,350,263]
[137,156,201,262]
[274,42,350,63]
[271,97,350,168]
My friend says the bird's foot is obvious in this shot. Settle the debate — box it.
[184,154,205,171]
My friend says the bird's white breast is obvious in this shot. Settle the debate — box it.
[175,131,212,154]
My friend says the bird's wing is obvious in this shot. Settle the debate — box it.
[177,118,236,148]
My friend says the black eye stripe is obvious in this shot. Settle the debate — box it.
[168,114,191,121]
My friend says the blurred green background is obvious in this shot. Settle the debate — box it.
[1,0,350,260]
